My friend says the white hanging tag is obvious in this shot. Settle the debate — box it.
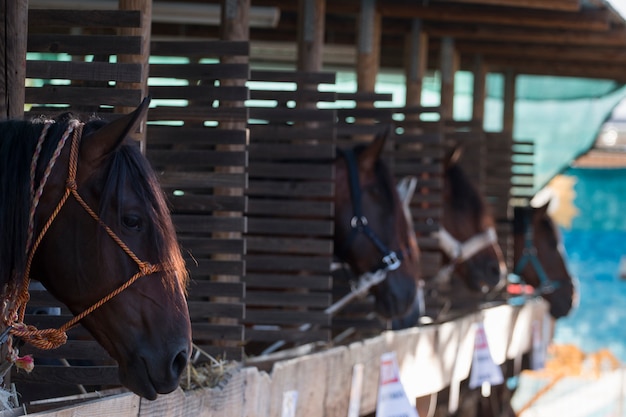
[469,322,504,390]
[376,352,420,417]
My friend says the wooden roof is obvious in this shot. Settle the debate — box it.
[146,0,626,82]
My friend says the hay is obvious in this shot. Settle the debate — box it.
[180,344,239,391]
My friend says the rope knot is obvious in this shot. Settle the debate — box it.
[66,179,77,190]
[139,262,159,275]
[10,323,68,350]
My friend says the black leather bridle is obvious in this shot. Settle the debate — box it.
[337,147,402,274]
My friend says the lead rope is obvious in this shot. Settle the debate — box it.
[5,121,161,352]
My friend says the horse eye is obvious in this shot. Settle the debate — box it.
[122,215,142,231]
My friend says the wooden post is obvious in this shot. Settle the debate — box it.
[472,55,487,125]
[356,0,381,108]
[117,0,151,150]
[215,0,249,335]
[503,69,516,135]
[0,0,28,120]
[440,36,458,122]
[296,0,325,127]
[404,19,428,109]
[297,0,325,73]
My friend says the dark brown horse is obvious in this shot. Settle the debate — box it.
[436,148,506,294]
[334,129,421,319]
[0,99,191,400]
[513,203,578,318]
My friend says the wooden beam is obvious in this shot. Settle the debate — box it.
[472,55,486,124]
[297,0,326,72]
[0,0,28,119]
[427,0,581,12]
[423,22,626,48]
[117,0,151,149]
[356,0,381,106]
[404,19,428,108]
[482,57,626,82]
[454,40,626,65]
[502,69,516,134]
[440,36,458,121]
[377,3,610,32]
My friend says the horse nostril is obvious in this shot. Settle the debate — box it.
[171,349,188,378]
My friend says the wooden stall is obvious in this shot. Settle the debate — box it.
[2,0,626,414]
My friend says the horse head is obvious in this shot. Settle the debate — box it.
[24,99,191,399]
[513,202,578,318]
[334,127,421,319]
[439,147,506,293]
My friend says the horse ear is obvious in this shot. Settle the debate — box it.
[80,97,150,165]
[444,146,463,169]
[359,125,392,171]
[536,199,551,216]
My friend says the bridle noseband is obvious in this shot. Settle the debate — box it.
[337,147,402,277]
[4,120,162,353]
[433,226,499,284]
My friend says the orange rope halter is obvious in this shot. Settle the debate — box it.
[4,120,162,351]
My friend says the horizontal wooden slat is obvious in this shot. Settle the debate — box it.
[148,85,248,102]
[249,124,335,141]
[248,143,334,160]
[186,281,245,298]
[148,126,248,146]
[26,86,141,107]
[167,194,247,212]
[244,273,331,290]
[159,171,247,189]
[28,9,141,28]
[150,40,249,57]
[249,107,335,123]
[12,365,120,386]
[247,218,333,236]
[187,301,244,319]
[173,214,246,233]
[19,341,112,361]
[244,310,330,326]
[147,106,248,122]
[26,61,142,82]
[245,254,332,272]
[191,323,244,341]
[149,63,249,80]
[28,34,142,55]
[250,70,335,84]
[185,259,245,276]
[247,199,332,218]
[248,162,333,180]
[148,149,247,167]
[245,291,330,308]
[247,180,333,198]
[244,327,329,343]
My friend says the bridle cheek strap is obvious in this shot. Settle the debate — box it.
[5,121,160,351]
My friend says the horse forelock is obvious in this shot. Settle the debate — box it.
[97,139,188,295]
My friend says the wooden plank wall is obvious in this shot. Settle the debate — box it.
[13,5,147,400]
[485,131,515,267]
[243,70,337,353]
[24,8,144,121]
[146,40,250,361]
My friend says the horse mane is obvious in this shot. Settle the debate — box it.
[0,117,76,290]
[445,163,489,226]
